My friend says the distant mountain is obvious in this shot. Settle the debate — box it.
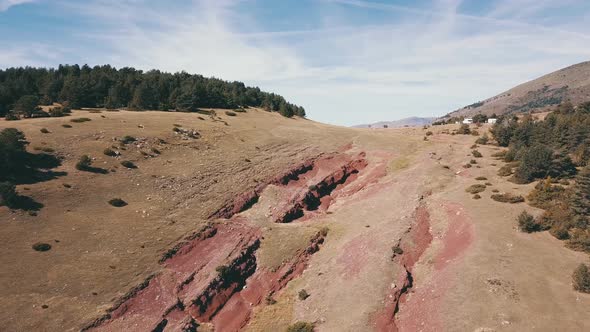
[353,116,436,129]
[443,61,590,119]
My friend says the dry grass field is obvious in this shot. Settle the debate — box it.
[1,109,589,331]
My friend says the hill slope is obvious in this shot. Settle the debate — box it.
[445,61,590,118]
[354,116,436,128]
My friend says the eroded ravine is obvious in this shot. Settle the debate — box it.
[84,149,382,332]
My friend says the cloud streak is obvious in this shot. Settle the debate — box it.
[0,0,35,11]
[1,0,590,125]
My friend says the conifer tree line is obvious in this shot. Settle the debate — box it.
[0,64,305,118]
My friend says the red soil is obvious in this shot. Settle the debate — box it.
[395,201,475,332]
[337,233,377,280]
[371,204,433,332]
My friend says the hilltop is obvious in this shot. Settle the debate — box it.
[444,61,590,119]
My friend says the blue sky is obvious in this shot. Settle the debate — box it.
[1,0,590,126]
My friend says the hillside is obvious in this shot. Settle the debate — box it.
[444,61,590,119]
[2,108,590,331]
[353,116,436,128]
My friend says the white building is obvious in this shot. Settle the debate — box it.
[487,118,498,124]
[462,118,473,124]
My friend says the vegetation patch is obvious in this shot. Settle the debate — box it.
[103,148,117,157]
[475,176,487,181]
[466,184,486,194]
[573,264,590,293]
[225,110,237,116]
[472,150,483,158]
[287,322,315,332]
[298,289,310,300]
[120,135,136,144]
[120,160,137,169]
[108,198,128,207]
[517,211,542,233]
[491,193,525,203]
[62,124,72,128]
[32,242,52,252]
[40,128,50,134]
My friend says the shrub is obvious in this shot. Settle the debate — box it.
[527,178,566,209]
[32,242,52,252]
[287,322,314,332]
[40,128,50,134]
[475,176,487,181]
[49,107,65,117]
[470,159,477,164]
[457,124,471,135]
[62,124,72,128]
[120,160,137,169]
[573,264,590,293]
[473,194,481,199]
[33,146,54,153]
[498,165,512,177]
[150,147,161,155]
[466,184,486,194]
[76,155,92,171]
[5,112,19,121]
[472,150,483,158]
[492,189,499,193]
[108,198,127,207]
[0,181,18,207]
[517,211,540,232]
[225,111,237,116]
[491,193,525,203]
[70,117,91,123]
[103,148,117,157]
[475,134,489,145]
[319,227,329,237]
[298,289,310,300]
[425,131,433,136]
[120,136,136,144]
[392,244,403,256]
[492,150,507,159]
[513,145,553,184]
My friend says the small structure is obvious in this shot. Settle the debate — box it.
[462,118,473,124]
[487,118,498,124]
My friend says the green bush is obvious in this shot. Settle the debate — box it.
[472,150,483,158]
[475,134,489,145]
[573,264,590,293]
[108,198,127,207]
[103,148,117,157]
[32,242,52,252]
[517,211,540,233]
[76,155,92,171]
[120,160,137,169]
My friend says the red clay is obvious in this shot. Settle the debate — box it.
[371,204,433,332]
[396,201,475,332]
[337,233,377,280]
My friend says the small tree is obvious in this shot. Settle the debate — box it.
[14,95,40,118]
[513,145,553,183]
[76,155,92,171]
[571,166,590,217]
[517,211,540,233]
[573,263,590,293]
[457,124,471,135]
[0,181,17,207]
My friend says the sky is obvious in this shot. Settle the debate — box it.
[1,0,590,126]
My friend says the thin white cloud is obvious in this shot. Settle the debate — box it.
[0,0,35,11]
[4,0,590,125]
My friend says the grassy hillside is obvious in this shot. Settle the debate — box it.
[444,61,590,119]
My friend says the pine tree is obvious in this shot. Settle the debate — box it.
[571,166,590,217]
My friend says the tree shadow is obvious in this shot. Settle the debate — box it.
[10,195,44,211]
[10,152,68,185]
